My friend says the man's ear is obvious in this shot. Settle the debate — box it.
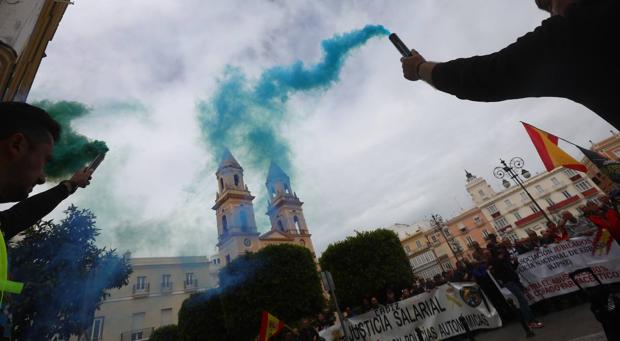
[7,133,28,158]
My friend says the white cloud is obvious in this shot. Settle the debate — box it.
[27,0,615,256]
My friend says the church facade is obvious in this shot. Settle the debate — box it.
[213,149,317,264]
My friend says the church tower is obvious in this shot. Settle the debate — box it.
[265,162,316,256]
[212,148,260,264]
[465,169,496,206]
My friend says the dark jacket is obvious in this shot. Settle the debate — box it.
[433,0,620,129]
[0,184,70,239]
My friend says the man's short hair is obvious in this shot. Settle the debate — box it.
[0,102,60,144]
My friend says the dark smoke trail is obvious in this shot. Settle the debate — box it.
[33,100,108,179]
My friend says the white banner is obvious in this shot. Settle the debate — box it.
[319,283,501,341]
[517,237,620,303]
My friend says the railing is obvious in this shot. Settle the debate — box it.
[132,283,150,297]
[120,327,154,341]
[490,211,501,218]
[184,279,198,291]
[161,281,173,293]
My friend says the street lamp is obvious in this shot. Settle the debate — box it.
[493,157,552,224]
[430,214,460,267]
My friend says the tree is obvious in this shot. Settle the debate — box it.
[7,205,132,339]
[149,324,179,341]
[319,229,413,309]
[178,244,323,340]
[178,289,231,341]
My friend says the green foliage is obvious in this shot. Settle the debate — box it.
[319,229,413,308]
[8,205,132,339]
[178,244,324,340]
[149,324,179,341]
[178,289,230,341]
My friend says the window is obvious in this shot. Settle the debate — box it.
[575,180,592,192]
[482,229,489,239]
[514,212,522,220]
[451,240,462,251]
[234,174,239,186]
[473,216,482,224]
[294,216,301,233]
[562,190,571,199]
[186,272,194,285]
[535,185,544,194]
[161,308,173,326]
[131,313,145,340]
[222,215,228,232]
[277,220,284,231]
[284,184,290,193]
[240,211,249,232]
[504,199,513,208]
[551,177,560,186]
[529,204,540,213]
[443,228,451,236]
[91,317,104,341]
[494,217,509,229]
[416,240,422,248]
[487,204,498,214]
[564,168,577,177]
[136,276,146,290]
[162,274,171,288]
[506,232,519,242]
[478,189,485,197]
[465,236,474,246]
[520,192,528,200]
[545,197,555,206]
[225,254,231,264]
[431,235,438,243]
[405,245,411,252]
[219,178,224,190]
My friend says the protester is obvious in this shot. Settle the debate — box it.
[585,201,620,244]
[0,102,94,239]
[489,243,544,329]
[558,211,597,237]
[400,0,620,129]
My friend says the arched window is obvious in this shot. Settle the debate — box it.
[222,215,228,232]
[219,178,224,190]
[294,216,301,233]
[234,174,239,186]
[277,220,284,231]
[240,211,249,232]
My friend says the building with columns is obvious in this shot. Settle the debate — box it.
[0,0,70,101]
[213,149,317,264]
[464,167,603,241]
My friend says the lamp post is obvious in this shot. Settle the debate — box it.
[430,214,460,266]
[493,157,552,225]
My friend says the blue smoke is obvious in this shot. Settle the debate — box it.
[198,25,389,172]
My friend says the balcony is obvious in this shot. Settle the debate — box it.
[570,174,583,182]
[184,279,198,292]
[132,283,150,297]
[515,211,544,227]
[161,282,173,293]
[121,327,154,341]
[548,195,580,212]
[496,224,513,232]
[490,211,501,219]
[581,188,599,198]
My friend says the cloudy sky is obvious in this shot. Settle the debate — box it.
[26,0,614,257]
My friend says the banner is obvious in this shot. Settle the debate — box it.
[319,283,501,341]
[517,236,620,303]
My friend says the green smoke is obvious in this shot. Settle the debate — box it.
[33,100,108,179]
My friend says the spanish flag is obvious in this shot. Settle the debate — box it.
[258,311,285,341]
[522,122,587,173]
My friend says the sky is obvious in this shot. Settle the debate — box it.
[23,0,615,257]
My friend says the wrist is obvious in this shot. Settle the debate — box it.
[416,61,426,79]
[61,180,78,194]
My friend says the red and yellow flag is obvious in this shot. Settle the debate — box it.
[258,311,285,341]
[522,122,587,173]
